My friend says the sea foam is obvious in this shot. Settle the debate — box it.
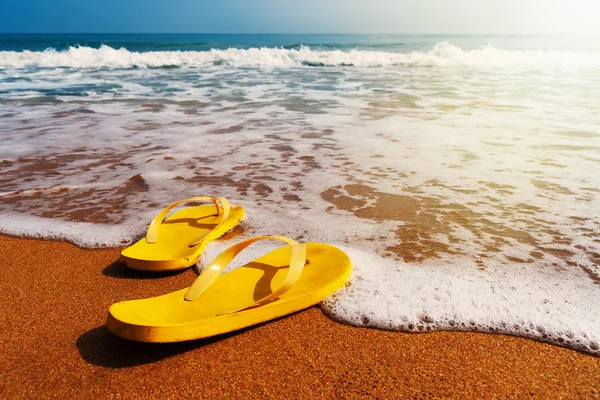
[1,39,599,355]
[1,42,600,69]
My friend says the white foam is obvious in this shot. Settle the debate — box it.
[321,248,600,355]
[1,42,599,70]
[0,213,145,248]
[1,42,600,355]
[198,212,600,356]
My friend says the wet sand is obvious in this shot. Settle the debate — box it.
[1,234,599,399]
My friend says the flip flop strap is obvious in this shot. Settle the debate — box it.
[184,236,307,314]
[187,197,230,247]
[145,196,230,246]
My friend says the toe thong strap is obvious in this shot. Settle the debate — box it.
[184,236,307,313]
[145,196,230,246]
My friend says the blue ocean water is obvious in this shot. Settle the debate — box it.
[1,33,600,355]
[2,33,600,53]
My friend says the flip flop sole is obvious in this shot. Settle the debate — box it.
[108,243,351,342]
[120,204,245,271]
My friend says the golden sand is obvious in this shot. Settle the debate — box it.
[1,235,599,398]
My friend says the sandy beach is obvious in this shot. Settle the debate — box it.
[1,234,598,399]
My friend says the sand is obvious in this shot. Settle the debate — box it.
[0,234,599,399]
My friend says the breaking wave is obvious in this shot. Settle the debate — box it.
[1,42,599,69]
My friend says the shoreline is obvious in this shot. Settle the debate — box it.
[1,234,599,398]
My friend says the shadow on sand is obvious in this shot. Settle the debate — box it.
[102,260,190,280]
[76,325,249,368]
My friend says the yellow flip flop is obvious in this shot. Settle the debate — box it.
[107,236,352,342]
[120,196,245,271]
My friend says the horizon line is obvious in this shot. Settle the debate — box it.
[1,32,598,36]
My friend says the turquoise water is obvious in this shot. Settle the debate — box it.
[1,34,599,355]
[2,33,600,53]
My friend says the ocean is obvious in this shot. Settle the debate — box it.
[0,34,599,354]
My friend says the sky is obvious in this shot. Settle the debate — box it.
[0,0,599,34]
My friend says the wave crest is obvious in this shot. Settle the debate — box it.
[1,42,599,69]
